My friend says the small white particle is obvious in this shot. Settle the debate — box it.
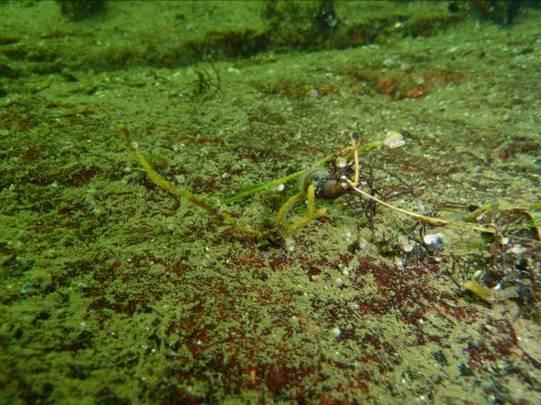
[423,233,444,250]
[335,277,344,288]
[383,130,405,149]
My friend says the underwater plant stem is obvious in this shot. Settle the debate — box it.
[353,140,360,185]
[225,140,384,204]
[285,184,327,236]
[275,192,303,230]
[121,127,263,238]
[464,280,519,305]
[347,182,497,234]
[307,183,317,213]
[226,172,303,205]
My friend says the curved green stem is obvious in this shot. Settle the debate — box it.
[285,184,327,236]
[121,127,263,238]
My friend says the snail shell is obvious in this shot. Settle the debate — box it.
[299,167,348,199]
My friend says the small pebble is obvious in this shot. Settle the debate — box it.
[423,233,444,250]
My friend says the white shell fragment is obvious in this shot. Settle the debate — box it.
[383,130,406,149]
[423,233,444,250]
[273,183,285,192]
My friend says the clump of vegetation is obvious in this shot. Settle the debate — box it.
[123,126,388,244]
[190,60,223,101]
[56,0,105,20]
[122,126,533,237]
